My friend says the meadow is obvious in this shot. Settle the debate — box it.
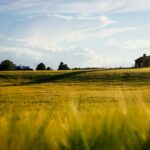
[0,68,150,150]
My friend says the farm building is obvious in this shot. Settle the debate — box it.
[135,54,150,68]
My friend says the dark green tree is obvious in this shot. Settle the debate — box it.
[36,63,46,70]
[47,67,52,70]
[58,62,70,70]
[0,60,16,71]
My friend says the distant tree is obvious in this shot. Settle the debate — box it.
[72,67,81,70]
[0,60,16,71]
[47,67,52,70]
[36,63,46,70]
[16,65,22,70]
[23,66,33,70]
[58,62,70,70]
[16,65,33,70]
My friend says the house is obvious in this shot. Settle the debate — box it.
[135,54,150,68]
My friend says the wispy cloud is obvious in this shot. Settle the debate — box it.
[58,0,150,14]
[110,39,150,50]
[0,45,42,60]
[0,0,150,14]
[56,26,139,45]
[0,0,51,13]
[95,27,140,38]
[0,0,149,68]
[3,15,118,50]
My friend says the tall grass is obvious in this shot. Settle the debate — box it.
[0,95,150,150]
[0,68,150,150]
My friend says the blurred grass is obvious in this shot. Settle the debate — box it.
[0,68,150,150]
[0,68,150,86]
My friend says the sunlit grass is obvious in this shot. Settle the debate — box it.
[0,102,150,150]
[0,68,150,150]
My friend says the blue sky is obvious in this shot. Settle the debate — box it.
[0,0,150,69]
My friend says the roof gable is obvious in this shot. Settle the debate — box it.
[135,55,150,61]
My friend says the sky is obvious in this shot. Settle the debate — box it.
[0,0,150,69]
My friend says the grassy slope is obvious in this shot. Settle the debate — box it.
[0,68,150,150]
[0,68,150,85]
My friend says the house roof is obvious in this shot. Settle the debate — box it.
[135,55,150,62]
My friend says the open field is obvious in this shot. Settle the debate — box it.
[0,68,150,150]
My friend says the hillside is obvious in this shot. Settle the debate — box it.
[0,68,149,111]
[0,68,150,86]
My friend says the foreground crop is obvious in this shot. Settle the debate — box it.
[0,68,150,150]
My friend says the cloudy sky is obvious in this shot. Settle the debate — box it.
[0,0,150,69]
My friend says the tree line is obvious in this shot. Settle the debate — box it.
[0,60,70,71]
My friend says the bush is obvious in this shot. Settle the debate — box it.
[0,60,16,71]
[36,63,46,70]
[58,62,70,70]
[47,67,52,70]
[16,65,33,70]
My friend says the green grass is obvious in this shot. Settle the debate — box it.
[0,68,150,150]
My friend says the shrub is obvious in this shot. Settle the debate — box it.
[58,62,70,70]
[36,63,46,70]
[0,60,16,71]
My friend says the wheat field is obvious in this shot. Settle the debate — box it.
[0,68,150,150]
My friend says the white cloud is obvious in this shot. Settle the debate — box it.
[52,14,74,21]
[58,0,123,14]
[0,0,150,14]
[86,51,132,67]
[58,26,139,44]
[99,16,116,27]
[0,0,50,13]
[1,24,139,55]
[110,39,150,50]
[57,0,150,14]
[0,1,146,68]
[52,14,116,25]
[0,43,42,60]
[95,27,140,38]
[4,15,117,50]
[58,46,132,67]
[3,39,42,58]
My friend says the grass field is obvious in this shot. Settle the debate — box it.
[0,68,150,150]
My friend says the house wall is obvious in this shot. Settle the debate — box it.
[144,59,150,67]
[135,61,143,68]
[135,58,150,67]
